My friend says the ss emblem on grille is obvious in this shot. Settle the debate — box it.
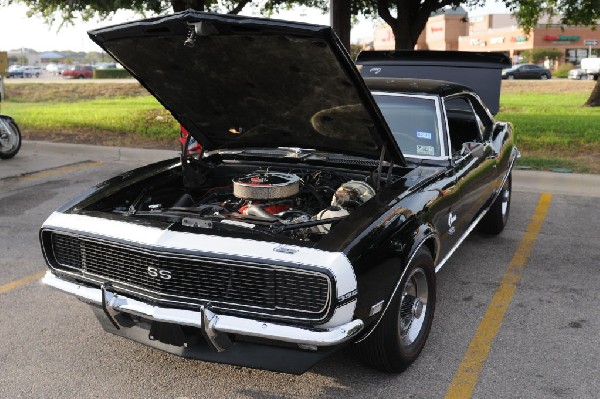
[147,266,172,280]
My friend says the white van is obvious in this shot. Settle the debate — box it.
[580,58,600,80]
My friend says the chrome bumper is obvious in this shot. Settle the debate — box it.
[42,271,363,350]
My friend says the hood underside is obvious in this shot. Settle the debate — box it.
[88,11,405,165]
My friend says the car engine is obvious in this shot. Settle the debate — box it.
[108,167,376,243]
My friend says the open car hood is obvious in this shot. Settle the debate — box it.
[88,11,405,165]
[357,51,511,115]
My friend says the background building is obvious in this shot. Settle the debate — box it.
[372,10,600,66]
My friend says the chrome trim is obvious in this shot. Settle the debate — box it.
[42,272,363,347]
[200,305,233,352]
[371,92,449,161]
[45,231,332,318]
[434,208,489,273]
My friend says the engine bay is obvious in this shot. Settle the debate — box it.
[97,161,381,243]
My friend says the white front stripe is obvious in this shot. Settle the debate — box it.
[43,212,358,303]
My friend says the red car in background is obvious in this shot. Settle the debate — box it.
[62,65,94,79]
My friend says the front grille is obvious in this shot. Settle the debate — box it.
[46,231,331,320]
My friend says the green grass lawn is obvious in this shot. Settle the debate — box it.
[497,91,600,173]
[1,96,179,140]
[2,82,599,172]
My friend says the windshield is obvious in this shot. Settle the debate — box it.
[373,94,442,158]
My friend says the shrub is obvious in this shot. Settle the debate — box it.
[521,48,563,64]
[94,68,131,79]
[554,63,574,78]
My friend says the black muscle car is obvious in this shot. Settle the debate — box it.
[40,11,517,374]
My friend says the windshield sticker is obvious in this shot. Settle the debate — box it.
[417,145,435,156]
[417,131,433,140]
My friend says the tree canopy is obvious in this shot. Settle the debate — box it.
[0,0,328,24]
[509,0,600,33]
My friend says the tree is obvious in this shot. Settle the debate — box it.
[1,0,258,24]
[508,0,600,106]
[365,0,483,49]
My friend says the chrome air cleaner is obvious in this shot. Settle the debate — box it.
[233,172,301,200]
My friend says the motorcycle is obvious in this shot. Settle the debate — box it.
[0,115,21,159]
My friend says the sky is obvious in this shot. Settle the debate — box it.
[0,1,510,53]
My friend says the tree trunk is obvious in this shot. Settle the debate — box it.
[330,0,352,50]
[391,22,414,49]
[584,78,600,107]
[377,0,437,50]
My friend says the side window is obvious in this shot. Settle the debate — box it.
[444,97,482,154]
[468,96,494,140]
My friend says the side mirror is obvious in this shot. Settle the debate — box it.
[462,142,484,158]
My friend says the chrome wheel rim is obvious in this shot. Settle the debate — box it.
[501,184,510,217]
[399,268,429,346]
[0,120,20,154]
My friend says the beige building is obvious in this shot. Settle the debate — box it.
[372,9,600,66]
[373,7,469,51]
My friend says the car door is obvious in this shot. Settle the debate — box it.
[444,95,498,235]
[529,65,541,78]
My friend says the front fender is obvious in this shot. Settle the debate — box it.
[352,220,439,341]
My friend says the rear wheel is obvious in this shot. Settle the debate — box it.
[0,118,22,159]
[478,173,511,234]
[355,248,436,372]
[540,74,549,80]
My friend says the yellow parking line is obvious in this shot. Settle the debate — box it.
[0,271,46,295]
[18,161,103,181]
[445,193,553,399]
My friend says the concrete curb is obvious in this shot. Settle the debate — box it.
[512,169,600,198]
[23,140,179,163]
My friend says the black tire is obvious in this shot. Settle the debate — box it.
[507,74,515,80]
[540,74,549,80]
[478,173,511,234]
[0,118,22,159]
[355,248,436,373]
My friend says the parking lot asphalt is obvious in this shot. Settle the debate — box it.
[1,142,599,398]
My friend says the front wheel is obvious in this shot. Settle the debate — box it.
[0,117,22,159]
[355,248,436,372]
[507,74,515,80]
[478,173,511,234]
[540,74,549,80]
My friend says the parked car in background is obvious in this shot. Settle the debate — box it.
[568,68,588,80]
[62,65,94,79]
[95,62,117,69]
[22,65,42,78]
[46,63,68,76]
[41,12,517,375]
[7,66,24,78]
[502,63,552,80]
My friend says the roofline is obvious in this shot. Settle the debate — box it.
[356,50,512,69]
